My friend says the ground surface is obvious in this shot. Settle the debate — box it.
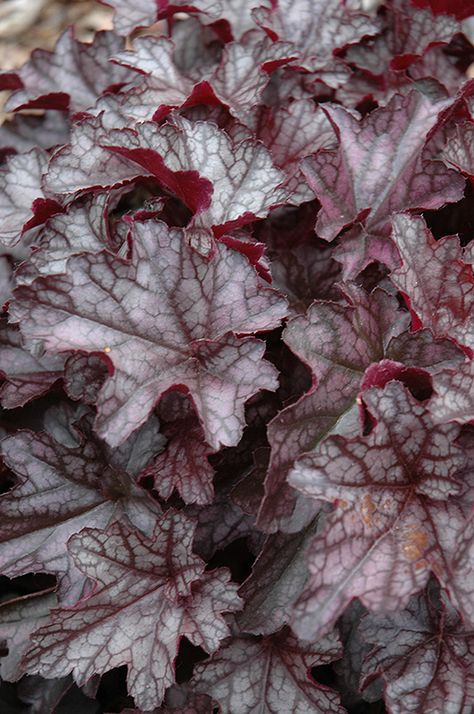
[0,0,112,120]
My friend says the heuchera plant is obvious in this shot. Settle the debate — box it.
[1,0,474,712]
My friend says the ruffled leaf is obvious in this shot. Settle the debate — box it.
[22,512,242,711]
[10,219,286,449]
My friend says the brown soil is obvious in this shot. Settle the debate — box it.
[0,0,113,121]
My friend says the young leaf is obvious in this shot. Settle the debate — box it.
[139,392,215,505]
[301,91,464,273]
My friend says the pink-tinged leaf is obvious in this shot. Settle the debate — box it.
[0,323,65,409]
[140,392,215,505]
[238,519,319,635]
[192,627,345,714]
[302,92,465,246]
[345,1,460,73]
[5,30,131,113]
[0,592,56,682]
[258,373,360,533]
[288,381,468,640]
[64,354,109,405]
[10,219,286,449]
[334,225,405,280]
[258,287,410,532]
[0,111,70,155]
[0,427,162,602]
[22,513,242,711]
[360,586,474,714]
[410,47,466,97]
[430,361,474,423]
[253,0,380,72]
[102,0,222,36]
[391,213,474,350]
[257,100,337,204]
[0,149,61,250]
[442,120,474,176]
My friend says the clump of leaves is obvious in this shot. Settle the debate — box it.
[1,1,474,712]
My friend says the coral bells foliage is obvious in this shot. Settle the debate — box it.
[3,2,474,714]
